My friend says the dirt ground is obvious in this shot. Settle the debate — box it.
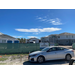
[0,55,28,65]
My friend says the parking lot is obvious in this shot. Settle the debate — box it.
[23,46,75,65]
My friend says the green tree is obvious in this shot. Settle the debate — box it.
[17,38,26,43]
[20,38,23,43]
[17,38,20,43]
[23,38,26,43]
[17,38,20,40]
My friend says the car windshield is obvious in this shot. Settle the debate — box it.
[41,47,50,51]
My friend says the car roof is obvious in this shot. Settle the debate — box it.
[48,46,58,47]
[47,46,65,48]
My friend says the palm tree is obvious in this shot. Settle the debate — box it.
[23,38,26,43]
[17,38,20,43]
[17,38,26,43]
[20,38,24,43]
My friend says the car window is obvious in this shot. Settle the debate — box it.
[41,47,50,51]
[57,47,65,51]
[47,47,57,52]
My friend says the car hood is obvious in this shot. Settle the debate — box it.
[29,51,43,56]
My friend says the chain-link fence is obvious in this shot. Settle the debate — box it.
[0,43,40,54]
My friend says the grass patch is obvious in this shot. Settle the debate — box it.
[0,53,28,61]
[1,54,29,56]
[0,58,8,61]
[0,63,6,65]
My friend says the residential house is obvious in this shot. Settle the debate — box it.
[26,37,40,43]
[48,34,58,44]
[41,36,49,43]
[41,32,75,45]
[0,32,19,43]
[57,32,75,45]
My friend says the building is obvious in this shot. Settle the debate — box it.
[57,32,75,45]
[41,32,75,45]
[48,34,58,44]
[41,36,49,42]
[26,37,40,43]
[0,32,19,43]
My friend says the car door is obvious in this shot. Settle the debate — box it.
[55,47,65,59]
[45,47,58,60]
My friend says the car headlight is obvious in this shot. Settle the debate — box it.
[31,54,38,57]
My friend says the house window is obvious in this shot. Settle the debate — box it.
[66,35,68,38]
[72,35,73,38]
[2,40,6,43]
[66,41,68,42]
[42,38,45,42]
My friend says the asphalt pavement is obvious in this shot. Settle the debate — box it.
[23,59,69,65]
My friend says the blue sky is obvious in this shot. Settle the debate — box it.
[0,9,75,39]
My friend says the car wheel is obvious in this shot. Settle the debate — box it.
[37,56,44,63]
[66,54,71,61]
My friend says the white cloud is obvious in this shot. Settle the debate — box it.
[37,16,47,22]
[39,28,61,32]
[15,28,38,32]
[13,36,23,38]
[41,19,46,21]
[37,17,42,19]
[49,18,62,25]
[37,16,62,25]
[27,36,38,38]
[15,27,61,33]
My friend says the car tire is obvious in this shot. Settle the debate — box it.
[65,54,71,61]
[37,56,45,63]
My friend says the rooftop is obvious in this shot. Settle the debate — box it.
[27,37,39,40]
[41,32,75,39]
[0,32,17,39]
[59,32,75,35]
